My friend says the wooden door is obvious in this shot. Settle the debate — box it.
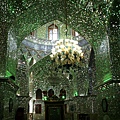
[15,107,24,120]
[45,101,64,120]
[48,107,62,120]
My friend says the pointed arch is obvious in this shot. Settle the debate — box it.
[59,89,66,99]
[36,89,42,99]
[48,24,58,40]
[48,89,54,97]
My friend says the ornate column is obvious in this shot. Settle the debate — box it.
[108,0,120,81]
[0,22,9,77]
[97,1,120,120]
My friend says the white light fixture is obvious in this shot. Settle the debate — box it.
[50,39,84,68]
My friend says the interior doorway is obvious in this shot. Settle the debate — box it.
[45,101,64,120]
[15,107,24,120]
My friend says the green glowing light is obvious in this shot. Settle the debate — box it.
[103,73,112,83]
[74,91,78,97]
[43,96,47,101]
[62,96,65,99]
[5,70,12,78]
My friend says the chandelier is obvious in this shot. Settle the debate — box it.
[50,39,84,68]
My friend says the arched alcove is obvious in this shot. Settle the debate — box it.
[36,89,42,99]
[88,48,96,95]
[59,89,66,99]
[7,0,112,90]
[48,89,54,97]
[48,23,58,40]
[8,1,111,79]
